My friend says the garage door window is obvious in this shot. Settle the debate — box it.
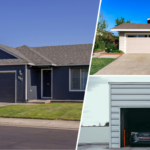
[138,35,147,37]
[127,35,137,37]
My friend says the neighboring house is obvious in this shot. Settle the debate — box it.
[0,44,92,103]
[111,18,150,53]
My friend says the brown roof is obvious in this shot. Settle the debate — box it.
[111,23,150,30]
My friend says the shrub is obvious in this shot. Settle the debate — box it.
[112,50,123,53]
[98,41,105,50]
[105,44,117,53]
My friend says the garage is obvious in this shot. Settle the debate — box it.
[109,82,150,148]
[111,19,150,54]
[0,72,16,103]
[126,34,150,53]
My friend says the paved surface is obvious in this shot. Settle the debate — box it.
[98,55,119,58]
[0,118,80,130]
[95,54,150,75]
[77,144,150,150]
[0,125,77,149]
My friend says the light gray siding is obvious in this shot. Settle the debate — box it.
[109,83,150,148]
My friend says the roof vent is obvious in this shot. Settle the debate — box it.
[147,18,150,24]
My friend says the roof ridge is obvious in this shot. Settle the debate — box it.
[28,47,54,64]
[31,43,92,48]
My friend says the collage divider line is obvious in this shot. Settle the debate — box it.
[75,0,102,149]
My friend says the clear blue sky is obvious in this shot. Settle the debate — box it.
[0,0,100,47]
[100,0,150,35]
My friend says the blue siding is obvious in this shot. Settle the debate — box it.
[53,66,88,100]
[0,65,25,102]
[27,67,41,100]
[0,49,16,59]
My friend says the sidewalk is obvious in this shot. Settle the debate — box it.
[0,118,80,130]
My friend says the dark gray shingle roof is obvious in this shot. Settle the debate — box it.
[0,44,92,66]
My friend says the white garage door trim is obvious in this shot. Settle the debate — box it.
[0,71,17,103]
[124,33,150,53]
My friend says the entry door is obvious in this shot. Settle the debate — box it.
[42,70,51,98]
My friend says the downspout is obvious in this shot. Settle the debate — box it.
[25,65,28,102]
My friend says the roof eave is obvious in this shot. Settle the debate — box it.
[111,29,150,31]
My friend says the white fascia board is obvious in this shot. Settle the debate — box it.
[111,29,150,31]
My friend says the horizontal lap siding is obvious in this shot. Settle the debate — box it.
[110,83,150,148]
[53,66,87,100]
[0,66,25,102]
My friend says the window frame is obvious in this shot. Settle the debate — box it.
[69,68,88,92]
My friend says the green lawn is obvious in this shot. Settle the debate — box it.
[90,58,116,75]
[0,103,82,121]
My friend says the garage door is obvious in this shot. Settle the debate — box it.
[0,72,15,103]
[126,34,150,53]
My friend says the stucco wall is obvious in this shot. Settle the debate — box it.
[119,32,124,52]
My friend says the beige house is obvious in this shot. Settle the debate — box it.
[111,19,150,53]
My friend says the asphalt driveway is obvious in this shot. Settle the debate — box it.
[0,126,77,149]
[94,54,150,75]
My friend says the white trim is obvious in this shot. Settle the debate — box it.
[111,29,150,31]
[69,68,87,92]
[25,65,27,100]
[0,48,20,59]
[0,71,17,103]
[41,68,53,99]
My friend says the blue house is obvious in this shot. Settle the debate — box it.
[0,44,92,102]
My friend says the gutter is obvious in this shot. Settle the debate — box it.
[111,29,150,31]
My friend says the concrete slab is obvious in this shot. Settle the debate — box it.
[77,144,150,150]
[0,118,80,130]
[95,54,150,75]
[98,55,119,58]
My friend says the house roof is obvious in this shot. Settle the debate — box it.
[111,23,150,31]
[0,44,92,66]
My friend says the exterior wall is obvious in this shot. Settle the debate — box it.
[27,67,41,100]
[78,126,109,144]
[109,83,150,148]
[119,32,125,52]
[27,65,88,100]
[53,66,88,100]
[0,65,25,102]
[0,49,16,59]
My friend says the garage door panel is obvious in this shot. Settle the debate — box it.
[0,73,15,103]
[112,95,150,101]
[112,144,120,148]
[112,85,150,89]
[112,89,150,94]
[112,101,150,107]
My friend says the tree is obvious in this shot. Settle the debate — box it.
[97,14,108,34]
[105,122,109,126]
[115,17,131,26]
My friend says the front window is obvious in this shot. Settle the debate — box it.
[70,68,88,91]
[138,35,147,37]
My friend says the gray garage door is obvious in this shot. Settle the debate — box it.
[0,73,15,103]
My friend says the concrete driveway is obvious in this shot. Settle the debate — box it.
[95,54,150,75]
